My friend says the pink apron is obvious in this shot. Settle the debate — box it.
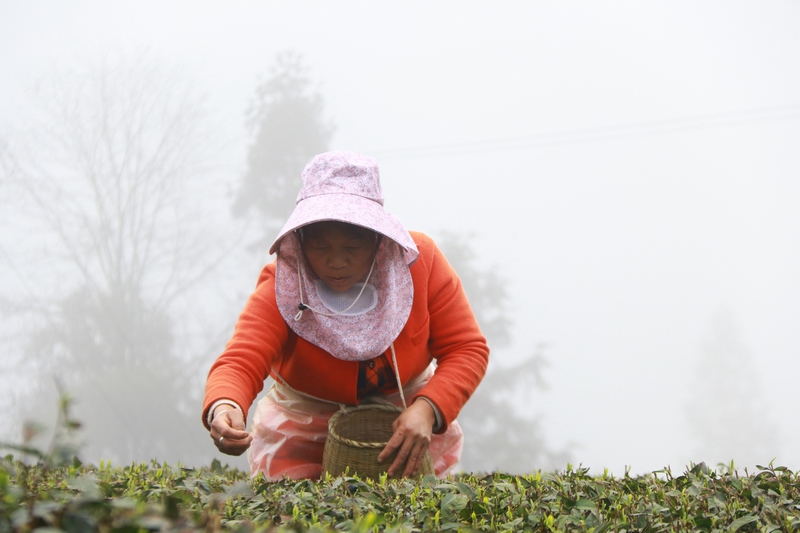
[247,364,463,480]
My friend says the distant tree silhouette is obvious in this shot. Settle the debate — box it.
[233,51,334,250]
[436,231,570,474]
[434,232,511,349]
[686,311,779,468]
[0,55,225,465]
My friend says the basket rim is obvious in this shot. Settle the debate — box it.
[327,403,402,449]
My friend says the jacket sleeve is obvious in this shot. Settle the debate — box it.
[201,264,289,429]
[410,234,490,432]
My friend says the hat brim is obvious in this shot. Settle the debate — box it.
[269,193,418,265]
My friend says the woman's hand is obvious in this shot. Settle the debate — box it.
[210,405,252,456]
[377,399,436,477]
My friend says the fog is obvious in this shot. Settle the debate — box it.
[2,1,799,475]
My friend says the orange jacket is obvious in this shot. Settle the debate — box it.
[202,232,489,432]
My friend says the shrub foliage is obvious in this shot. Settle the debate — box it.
[2,456,800,532]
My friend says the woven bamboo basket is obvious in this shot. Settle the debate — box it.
[321,403,434,479]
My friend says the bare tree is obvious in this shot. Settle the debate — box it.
[436,231,570,474]
[1,54,228,465]
[232,51,334,250]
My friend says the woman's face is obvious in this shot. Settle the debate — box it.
[300,221,379,292]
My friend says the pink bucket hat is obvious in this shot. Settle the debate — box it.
[270,151,418,361]
[269,151,419,264]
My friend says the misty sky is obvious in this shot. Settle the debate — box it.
[2,1,800,474]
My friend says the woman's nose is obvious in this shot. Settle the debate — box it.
[327,250,347,268]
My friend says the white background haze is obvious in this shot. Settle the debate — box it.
[1,1,799,475]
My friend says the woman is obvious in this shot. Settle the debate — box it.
[202,151,489,479]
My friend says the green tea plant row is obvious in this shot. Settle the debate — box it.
[2,456,800,532]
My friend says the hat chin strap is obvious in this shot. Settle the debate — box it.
[294,253,378,321]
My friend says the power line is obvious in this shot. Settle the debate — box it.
[367,104,800,160]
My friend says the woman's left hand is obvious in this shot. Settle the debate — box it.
[377,399,436,477]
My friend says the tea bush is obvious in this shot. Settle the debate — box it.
[2,456,800,532]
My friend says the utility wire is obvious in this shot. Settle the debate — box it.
[367,104,800,160]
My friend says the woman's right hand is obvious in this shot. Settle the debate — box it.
[210,406,253,456]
